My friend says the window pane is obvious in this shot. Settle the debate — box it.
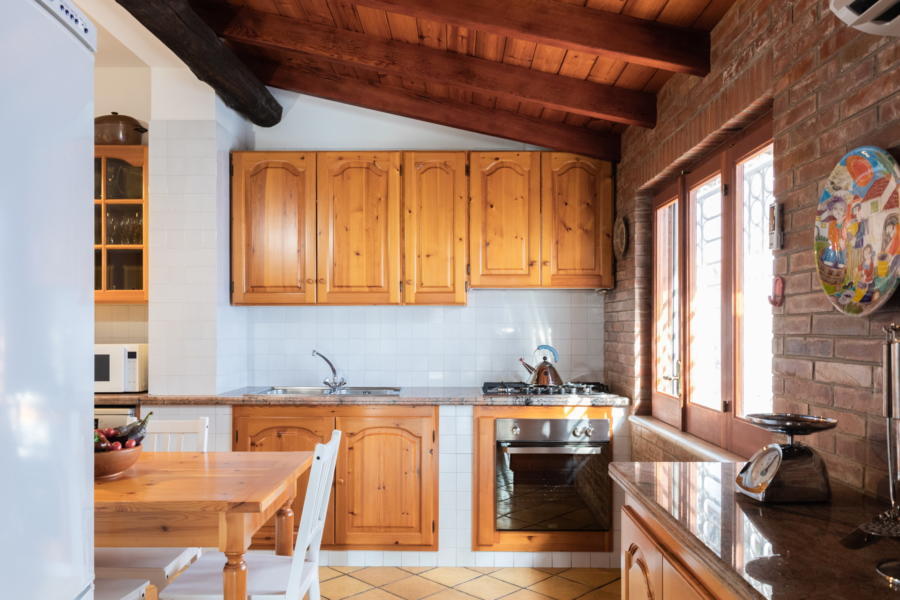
[655,201,680,396]
[739,146,775,417]
[106,158,143,199]
[689,176,723,410]
[107,249,143,290]
[106,204,143,245]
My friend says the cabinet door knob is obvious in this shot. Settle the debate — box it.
[336,478,345,485]
[542,261,549,266]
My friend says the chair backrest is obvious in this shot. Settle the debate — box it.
[143,417,209,452]
[285,430,341,600]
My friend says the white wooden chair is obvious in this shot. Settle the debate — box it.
[95,418,210,593]
[143,417,210,452]
[94,578,152,600]
[159,430,342,600]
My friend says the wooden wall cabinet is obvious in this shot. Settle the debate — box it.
[95,145,148,303]
[317,152,401,304]
[233,406,438,550]
[403,152,468,304]
[469,152,542,287]
[622,505,715,600]
[541,153,614,288]
[231,152,317,305]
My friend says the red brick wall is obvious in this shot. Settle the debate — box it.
[607,0,900,495]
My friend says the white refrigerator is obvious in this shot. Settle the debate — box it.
[0,1,95,599]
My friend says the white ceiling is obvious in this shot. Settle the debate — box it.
[95,23,147,68]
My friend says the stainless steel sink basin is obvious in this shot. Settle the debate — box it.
[260,386,401,396]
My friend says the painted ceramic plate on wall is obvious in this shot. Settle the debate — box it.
[815,146,900,316]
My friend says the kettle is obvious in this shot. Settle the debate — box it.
[519,344,564,385]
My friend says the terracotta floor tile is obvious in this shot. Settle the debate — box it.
[557,569,619,589]
[455,576,520,600]
[500,590,554,600]
[421,568,482,587]
[600,580,619,594]
[402,567,432,574]
[528,577,590,600]
[319,567,344,582]
[349,588,407,600]
[491,568,553,587]
[321,575,374,599]
[427,589,481,600]
[469,567,501,574]
[353,568,416,587]
[383,575,448,600]
[535,568,567,575]
[333,567,365,574]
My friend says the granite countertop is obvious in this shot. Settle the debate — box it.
[610,461,900,599]
[95,386,630,407]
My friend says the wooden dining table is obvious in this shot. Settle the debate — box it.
[95,451,313,600]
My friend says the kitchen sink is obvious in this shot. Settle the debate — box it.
[260,386,401,396]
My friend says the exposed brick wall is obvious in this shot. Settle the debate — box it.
[606,0,900,496]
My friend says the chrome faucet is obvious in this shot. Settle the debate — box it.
[312,350,346,391]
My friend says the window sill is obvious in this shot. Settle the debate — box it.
[629,415,746,462]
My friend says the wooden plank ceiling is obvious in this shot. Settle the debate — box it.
[191,0,733,160]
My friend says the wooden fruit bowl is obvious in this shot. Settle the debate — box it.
[95,445,142,480]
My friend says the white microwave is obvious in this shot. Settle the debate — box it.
[94,343,148,393]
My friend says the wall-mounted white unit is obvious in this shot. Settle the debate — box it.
[831,0,900,37]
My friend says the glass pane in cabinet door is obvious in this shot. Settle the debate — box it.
[106,158,143,199]
[94,157,102,199]
[655,200,681,397]
[94,204,102,245]
[95,249,101,290]
[106,204,143,245]
[739,145,775,417]
[689,176,723,411]
[107,249,143,290]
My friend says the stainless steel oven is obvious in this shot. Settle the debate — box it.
[495,418,612,532]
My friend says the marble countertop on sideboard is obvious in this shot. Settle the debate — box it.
[95,386,630,407]
[610,460,900,599]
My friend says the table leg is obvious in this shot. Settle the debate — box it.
[275,501,295,556]
[223,552,247,600]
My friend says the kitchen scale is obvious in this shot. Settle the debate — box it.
[735,413,837,503]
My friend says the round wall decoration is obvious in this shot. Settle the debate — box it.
[613,215,628,259]
[815,146,900,316]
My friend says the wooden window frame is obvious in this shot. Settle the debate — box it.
[651,116,774,456]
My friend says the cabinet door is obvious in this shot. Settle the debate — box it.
[662,559,713,600]
[234,416,335,547]
[231,152,317,305]
[622,507,662,600]
[402,152,468,305]
[317,152,401,304]
[541,153,614,288]
[334,415,436,547]
[469,152,542,287]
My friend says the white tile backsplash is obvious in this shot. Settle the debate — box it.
[95,303,148,343]
[247,290,605,387]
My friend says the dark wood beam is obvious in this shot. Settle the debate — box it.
[115,0,282,126]
[353,0,710,76]
[215,8,656,127]
[249,59,620,160]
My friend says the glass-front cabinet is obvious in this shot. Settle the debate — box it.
[94,145,148,302]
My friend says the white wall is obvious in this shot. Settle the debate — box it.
[253,88,545,151]
[248,290,605,388]
[94,66,151,129]
[95,303,148,343]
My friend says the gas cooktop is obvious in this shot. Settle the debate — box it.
[482,381,610,396]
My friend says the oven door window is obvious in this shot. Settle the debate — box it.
[495,442,611,531]
[95,354,111,382]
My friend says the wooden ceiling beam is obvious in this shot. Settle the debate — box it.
[353,0,710,76]
[215,8,656,127]
[115,0,282,126]
[249,60,620,160]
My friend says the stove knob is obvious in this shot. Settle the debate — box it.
[573,426,585,437]
[583,424,595,438]
[511,424,521,436]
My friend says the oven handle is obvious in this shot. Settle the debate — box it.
[503,445,606,455]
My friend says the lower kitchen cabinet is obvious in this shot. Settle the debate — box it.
[622,505,714,600]
[233,406,438,550]
[234,414,335,548]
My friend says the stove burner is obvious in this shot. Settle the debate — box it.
[482,381,609,396]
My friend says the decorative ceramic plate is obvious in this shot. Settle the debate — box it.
[613,215,628,259]
[815,146,900,316]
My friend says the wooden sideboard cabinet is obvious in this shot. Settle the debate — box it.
[234,405,438,550]
[622,505,715,600]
